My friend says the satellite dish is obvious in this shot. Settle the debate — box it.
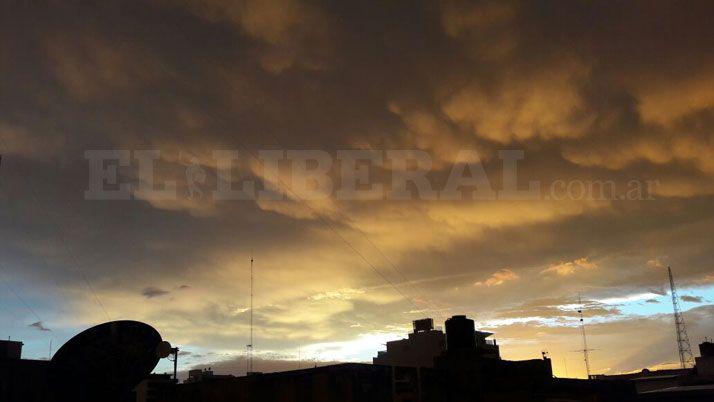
[156,340,173,358]
[49,320,164,402]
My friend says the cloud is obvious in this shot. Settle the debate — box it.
[541,258,597,276]
[142,287,171,298]
[681,295,703,303]
[181,0,332,73]
[29,321,51,332]
[442,59,594,143]
[309,288,366,301]
[0,124,65,159]
[45,35,165,100]
[475,269,519,287]
[492,296,621,322]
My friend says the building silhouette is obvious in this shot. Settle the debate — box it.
[696,341,714,379]
[0,340,52,401]
[373,318,446,368]
[185,368,235,383]
[167,315,556,402]
[3,317,714,401]
[373,317,500,369]
[165,316,714,401]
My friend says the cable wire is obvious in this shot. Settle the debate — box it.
[0,142,110,321]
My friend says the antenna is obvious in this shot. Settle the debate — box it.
[577,294,593,378]
[668,266,694,368]
[246,256,254,374]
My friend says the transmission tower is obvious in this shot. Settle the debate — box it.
[577,294,593,378]
[668,266,694,368]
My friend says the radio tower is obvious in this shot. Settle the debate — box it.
[577,294,592,378]
[668,266,694,368]
[246,256,254,375]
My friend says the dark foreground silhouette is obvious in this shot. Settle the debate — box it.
[2,316,713,402]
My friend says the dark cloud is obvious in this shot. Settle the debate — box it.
[647,287,668,296]
[29,321,51,331]
[142,287,170,298]
[681,295,703,303]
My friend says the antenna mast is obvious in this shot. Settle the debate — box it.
[668,266,694,368]
[247,256,254,374]
[578,294,592,378]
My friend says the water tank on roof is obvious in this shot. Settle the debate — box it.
[413,318,434,333]
[700,342,714,358]
[0,340,23,360]
[445,315,476,351]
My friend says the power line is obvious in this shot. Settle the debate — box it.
[144,56,440,315]
[25,183,110,321]
[0,264,44,324]
[0,147,110,321]
[0,263,56,353]
[257,131,441,315]
[356,230,448,318]
[0,152,47,326]
[199,59,436,314]
[227,140,423,313]
[2,95,438,322]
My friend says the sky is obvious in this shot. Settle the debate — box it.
[1,0,714,380]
